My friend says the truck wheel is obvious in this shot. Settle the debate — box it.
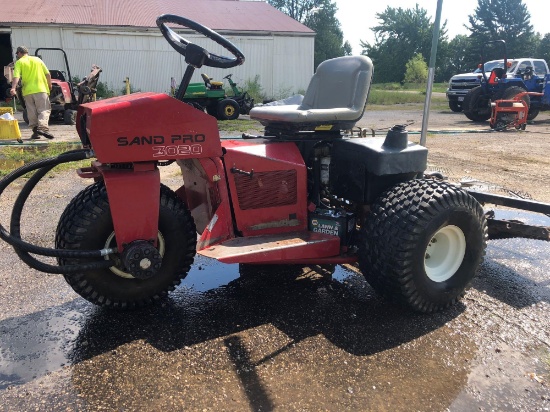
[63,110,77,125]
[55,182,197,309]
[448,100,462,112]
[462,86,491,121]
[217,99,240,120]
[358,179,487,313]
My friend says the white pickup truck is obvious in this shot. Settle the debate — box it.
[445,58,550,112]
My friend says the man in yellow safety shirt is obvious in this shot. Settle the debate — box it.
[10,46,54,139]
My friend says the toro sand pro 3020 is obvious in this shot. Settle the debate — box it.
[1,15,549,313]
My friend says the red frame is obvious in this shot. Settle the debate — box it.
[76,92,349,263]
[491,91,544,129]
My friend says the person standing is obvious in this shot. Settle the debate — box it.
[9,46,54,139]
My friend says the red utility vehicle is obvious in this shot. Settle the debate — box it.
[2,15,549,313]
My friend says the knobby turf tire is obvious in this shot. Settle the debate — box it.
[358,179,488,313]
[462,86,491,121]
[55,181,197,309]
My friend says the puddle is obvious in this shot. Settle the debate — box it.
[1,208,547,410]
[0,256,361,390]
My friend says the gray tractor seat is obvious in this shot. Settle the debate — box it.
[249,55,373,132]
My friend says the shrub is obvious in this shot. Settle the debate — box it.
[404,53,428,84]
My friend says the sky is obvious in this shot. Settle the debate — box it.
[334,0,547,55]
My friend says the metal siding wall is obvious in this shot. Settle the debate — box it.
[272,36,314,99]
[10,27,313,99]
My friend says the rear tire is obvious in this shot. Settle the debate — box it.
[527,107,539,121]
[358,179,487,313]
[217,98,240,120]
[55,182,197,309]
[463,86,491,121]
[501,85,530,108]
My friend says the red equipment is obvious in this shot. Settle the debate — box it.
[490,91,544,130]
[2,14,549,315]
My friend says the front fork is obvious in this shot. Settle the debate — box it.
[78,161,160,249]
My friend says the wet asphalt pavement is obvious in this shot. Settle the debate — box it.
[0,118,549,410]
[0,170,549,411]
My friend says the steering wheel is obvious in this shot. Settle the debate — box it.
[156,14,244,69]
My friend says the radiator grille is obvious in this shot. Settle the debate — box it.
[234,170,297,210]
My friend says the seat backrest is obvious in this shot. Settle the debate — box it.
[201,73,211,86]
[299,56,372,111]
[50,70,66,81]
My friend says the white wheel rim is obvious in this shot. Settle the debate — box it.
[104,231,166,279]
[424,225,466,282]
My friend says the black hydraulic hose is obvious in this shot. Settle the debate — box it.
[0,149,91,254]
[9,163,114,274]
[0,149,115,273]
[9,157,113,258]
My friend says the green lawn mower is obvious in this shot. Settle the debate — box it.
[182,73,254,120]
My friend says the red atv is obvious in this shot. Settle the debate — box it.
[3,14,547,313]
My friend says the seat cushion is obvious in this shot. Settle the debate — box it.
[250,55,373,131]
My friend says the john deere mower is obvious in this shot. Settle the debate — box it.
[182,72,253,120]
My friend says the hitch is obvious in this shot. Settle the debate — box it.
[468,190,550,241]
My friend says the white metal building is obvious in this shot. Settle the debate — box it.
[1,0,315,98]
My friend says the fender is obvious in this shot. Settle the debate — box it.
[100,162,160,249]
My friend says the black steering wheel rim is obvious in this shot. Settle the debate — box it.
[156,14,244,69]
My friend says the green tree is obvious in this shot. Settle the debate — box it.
[535,33,550,63]
[303,1,347,68]
[465,0,536,60]
[404,53,428,83]
[269,0,348,68]
[268,0,321,22]
[360,4,449,83]
[439,34,475,81]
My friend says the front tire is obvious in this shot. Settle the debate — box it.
[448,100,462,112]
[358,179,487,313]
[55,182,197,309]
[463,86,491,121]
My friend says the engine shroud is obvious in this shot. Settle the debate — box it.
[329,137,428,203]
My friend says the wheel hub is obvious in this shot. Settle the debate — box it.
[121,240,163,279]
[424,224,466,282]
